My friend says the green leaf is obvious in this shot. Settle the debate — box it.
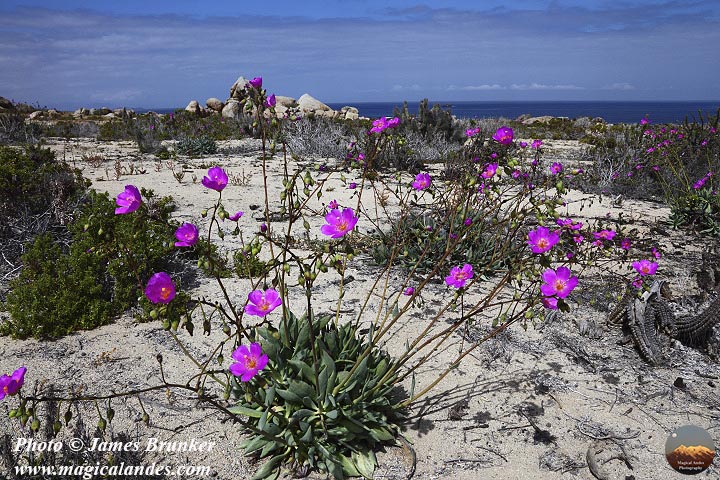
[339,454,361,477]
[227,404,263,418]
[250,454,284,480]
[371,427,394,441]
[276,389,302,404]
[288,359,316,385]
[352,450,377,479]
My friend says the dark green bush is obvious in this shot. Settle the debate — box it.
[234,249,267,278]
[3,233,113,339]
[2,188,182,339]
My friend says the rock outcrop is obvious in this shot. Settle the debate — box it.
[206,98,224,112]
[185,100,200,114]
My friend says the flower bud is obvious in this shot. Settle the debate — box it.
[142,413,150,425]
[97,228,103,236]
[53,421,62,434]
[8,409,17,418]
[201,209,208,217]
[31,419,40,432]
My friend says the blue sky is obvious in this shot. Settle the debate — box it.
[1,1,719,109]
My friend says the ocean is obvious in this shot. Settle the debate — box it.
[140,101,720,124]
[326,101,720,124]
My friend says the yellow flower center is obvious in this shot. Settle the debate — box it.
[246,357,257,369]
[258,299,270,311]
[160,287,171,300]
[337,220,348,232]
[456,272,467,281]
[553,280,566,292]
[537,238,549,249]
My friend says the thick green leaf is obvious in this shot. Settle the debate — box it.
[288,359,316,385]
[276,389,302,404]
[250,454,284,480]
[352,450,377,479]
[227,404,263,418]
[339,454,360,477]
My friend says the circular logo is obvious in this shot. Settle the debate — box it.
[665,425,715,475]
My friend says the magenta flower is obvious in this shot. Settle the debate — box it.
[403,287,415,296]
[640,117,650,125]
[481,163,498,179]
[531,139,543,149]
[519,141,528,148]
[445,263,474,289]
[621,238,631,251]
[540,266,578,299]
[115,185,142,215]
[229,211,244,221]
[249,76,262,89]
[550,162,563,175]
[492,126,514,145]
[573,235,584,244]
[651,247,661,259]
[321,208,358,238]
[229,343,269,382]
[556,218,582,230]
[527,226,561,254]
[593,230,616,241]
[328,200,338,209]
[260,223,268,233]
[386,117,400,128]
[369,117,388,133]
[174,223,199,247]
[464,218,472,226]
[465,127,481,137]
[0,367,27,400]
[202,166,228,192]
[412,172,432,190]
[265,94,276,108]
[632,260,658,276]
[244,289,282,317]
[145,272,176,304]
[541,296,558,310]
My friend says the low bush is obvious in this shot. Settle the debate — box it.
[176,135,218,156]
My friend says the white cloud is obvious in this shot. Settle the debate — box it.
[602,82,636,90]
[452,84,506,91]
[510,83,585,91]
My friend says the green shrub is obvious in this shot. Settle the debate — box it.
[176,135,218,156]
[234,249,267,278]
[3,233,113,339]
[230,311,403,479]
[669,187,720,236]
[2,188,181,339]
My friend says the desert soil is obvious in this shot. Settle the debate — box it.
[1,138,719,479]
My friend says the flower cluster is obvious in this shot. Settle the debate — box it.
[0,367,26,400]
[369,116,400,134]
[466,127,481,137]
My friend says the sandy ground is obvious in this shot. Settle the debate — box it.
[1,138,719,479]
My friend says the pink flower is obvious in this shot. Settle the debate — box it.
[174,223,199,247]
[403,287,415,296]
[531,139,543,149]
[556,218,582,230]
[573,235,584,244]
[348,182,357,189]
[464,218,472,226]
[621,238,631,251]
[0,367,27,400]
[260,223,268,233]
[244,289,282,317]
[445,263,474,289]
[519,141,528,148]
[145,272,176,304]
[466,127,481,137]
[694,177,707,190]
[202,166,228,192]
[229,211,244,221]
[328,200,338,209]
[540,266,578,299]
[632,260,658,276]
[412,172,432,190]
[229,343,269,382]
[321,208,358,238]
[550,162,563,175]
[527,226,560,254]
[249,76,263,89]
[265,94,276,108]
[481,163,498,179]
[386,117,400,128]
[369,117,388,133]
[541,296,558,310]
[492,126,514,145]
[593,230,616,241]
[651,247,661,259]
[640,117,650,125]
[632,277,643,289]
[115,185,142,215]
